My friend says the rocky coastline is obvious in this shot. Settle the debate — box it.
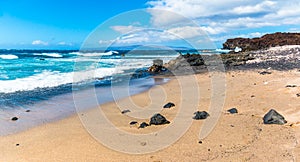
[148,33,300,75]
[223,32,300,52]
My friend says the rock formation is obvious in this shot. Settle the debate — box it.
[223,32,300,52]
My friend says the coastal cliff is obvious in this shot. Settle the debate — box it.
[223,32,300,52]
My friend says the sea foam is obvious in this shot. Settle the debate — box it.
[33,53,63,58]
[0,68,127,93]
[0,54,19,59]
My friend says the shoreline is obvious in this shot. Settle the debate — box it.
[1,68,300,161]
[0,76,170,136]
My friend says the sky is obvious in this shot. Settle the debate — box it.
[1,0,300,49]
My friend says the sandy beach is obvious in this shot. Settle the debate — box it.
[1,69,300,161]
[2,0,300,161]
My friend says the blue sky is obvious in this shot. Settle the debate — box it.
[1,0,300,49]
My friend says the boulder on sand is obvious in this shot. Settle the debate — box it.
[138,122,149,128]
[193,111,209,120]
[227,108,238,114]
[163,102,175,108]
[149,113,170,125]
[147,59,166,74]
[263,109,287,125]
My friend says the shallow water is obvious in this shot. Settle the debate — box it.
[0,77,169,136]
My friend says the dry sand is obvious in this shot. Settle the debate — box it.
[1,70,300,161]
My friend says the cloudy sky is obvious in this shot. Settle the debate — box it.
[1,0,300,49]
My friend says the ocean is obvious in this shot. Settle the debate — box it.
[0,49,182,135]
[0,48,225,135]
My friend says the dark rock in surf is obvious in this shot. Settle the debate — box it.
[227,108,238,114]
[263,109,287,125]
[148,59,167,74]
[193,111,209,120]
[163,102,175,108]
[153,59,163,66]
[149,113,170,125]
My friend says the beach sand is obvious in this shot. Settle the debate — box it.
[1,70,300,161]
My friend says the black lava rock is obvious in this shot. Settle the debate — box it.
[149,113,170,125]
[138,122,149,128]
[25,110,31,112]
[286,85,297,88]
[121,109,131,114]
[129,121,138,125]
[193,111,209,120]
[11,117,18,121]
[259,71,272,75]
[296,93,300,97]
[263,109,287,125]
[163,102,175,108]
[227,108,238,114]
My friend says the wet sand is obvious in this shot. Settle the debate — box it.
[1,70,300,161]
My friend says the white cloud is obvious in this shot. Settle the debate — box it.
[58,42,72,46]
[108,22,227,46]
[231,1,276,15]
[107,0,300,47]
[167,26,225,38]
[98,39,115,45]
[147,0,269,22]
[110,25,143,34]
[105,25,220,46]
[147,0,300,35]
[32,40,48,46]
[211,32,266,42]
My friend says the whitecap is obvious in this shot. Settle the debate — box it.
[0,67,129,93]
[0,54,19,60]
[33,53,63,58]
[77,51,119,57]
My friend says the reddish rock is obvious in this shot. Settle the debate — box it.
[223,32,300,52]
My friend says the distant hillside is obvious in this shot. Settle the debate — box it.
[223,32,300,52]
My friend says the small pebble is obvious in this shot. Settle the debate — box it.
[193,111,209,120]
[296,93,300,97]
[227,108,238,114]
[129,121,138,125]
[16,144,19,146]
[251,95,255,98]
[121,109,131,114]
[286,85,297,88]
[138,122,149,128]
[25,110,30,112]
[163,102,175,108]
[198,141,203,144]
[11,117,18,121]
[259,71,272,75]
